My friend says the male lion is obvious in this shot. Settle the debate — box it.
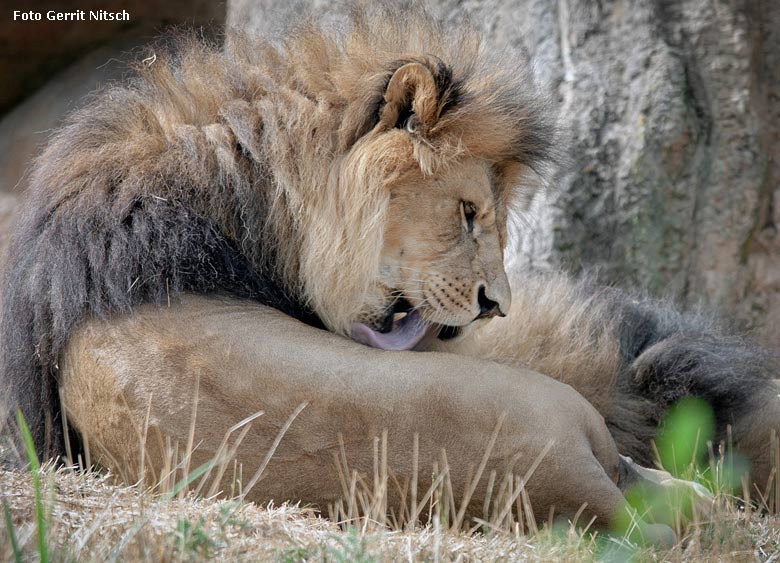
[1,3,776,541]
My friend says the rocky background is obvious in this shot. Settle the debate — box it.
[2,0,778,346]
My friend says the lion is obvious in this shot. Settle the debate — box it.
[2,3,553,456]
[0,2,776,542]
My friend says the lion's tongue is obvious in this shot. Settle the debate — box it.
[351,310,428,351]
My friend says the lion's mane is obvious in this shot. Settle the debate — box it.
[0,4,553,455]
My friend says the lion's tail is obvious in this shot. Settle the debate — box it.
[608,290,778,467]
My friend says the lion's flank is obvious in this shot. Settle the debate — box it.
[0,3,555,456]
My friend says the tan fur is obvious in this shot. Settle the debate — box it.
[421,271,622,414]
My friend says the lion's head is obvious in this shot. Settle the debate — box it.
[217,5,554,349]
[351,150,515,351]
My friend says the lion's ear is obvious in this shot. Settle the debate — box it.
[379,62,440,134]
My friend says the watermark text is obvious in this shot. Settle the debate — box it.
[12,10,130,22]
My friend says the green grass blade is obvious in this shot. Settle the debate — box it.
[160,460,215,502]
[15,410,49,563]
[2,499,22,563]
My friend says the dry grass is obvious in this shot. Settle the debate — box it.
[2,428,780,563]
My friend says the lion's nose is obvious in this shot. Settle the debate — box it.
[476,285,505,319]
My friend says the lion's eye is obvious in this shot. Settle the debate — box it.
[460,201,477,233]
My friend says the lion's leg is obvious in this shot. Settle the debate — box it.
[60,294,668,541]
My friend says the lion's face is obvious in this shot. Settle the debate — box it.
[350,158,511,350]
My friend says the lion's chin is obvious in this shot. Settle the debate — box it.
[350,310,430,351]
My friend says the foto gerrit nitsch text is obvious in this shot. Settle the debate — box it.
[13,10,130,22]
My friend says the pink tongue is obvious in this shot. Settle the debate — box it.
[351,310,429,351]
